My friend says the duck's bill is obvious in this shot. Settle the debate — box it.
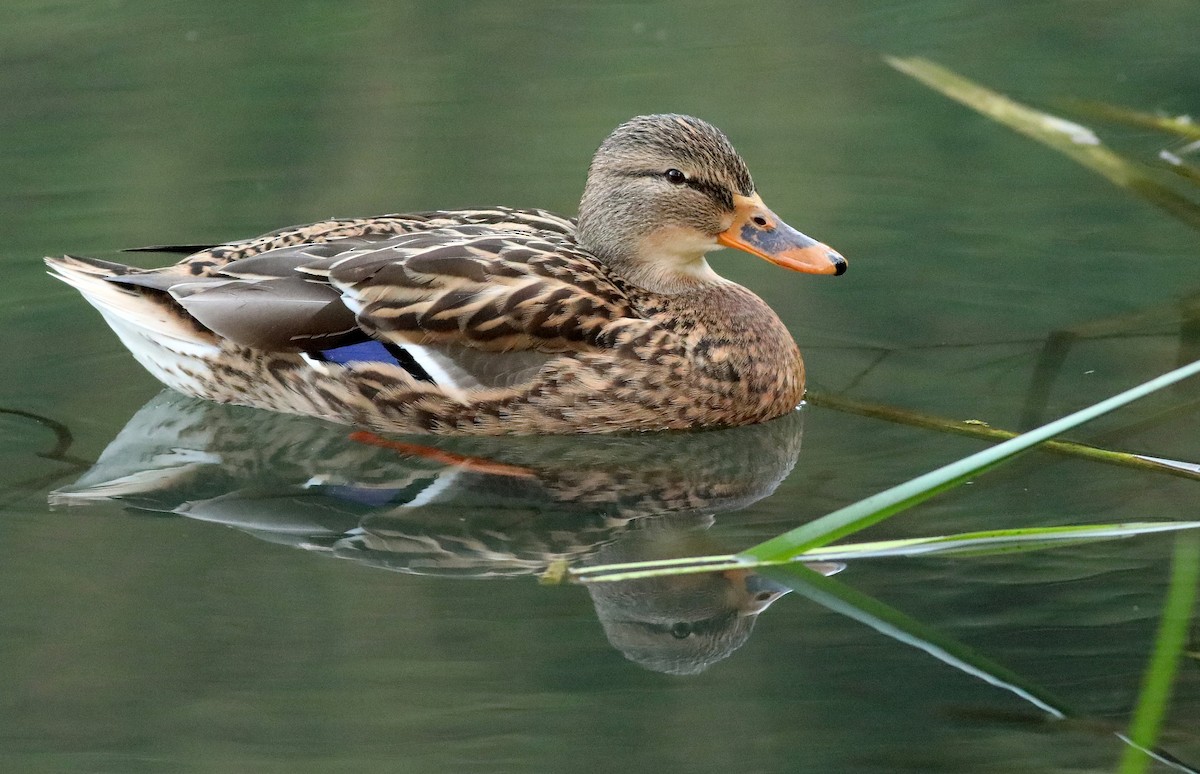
[717,193,847,275]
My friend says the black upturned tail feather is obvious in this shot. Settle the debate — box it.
[124,244,216,255]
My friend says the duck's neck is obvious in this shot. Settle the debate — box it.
[584,228,729,295]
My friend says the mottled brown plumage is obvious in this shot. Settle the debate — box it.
[46,115,845,434]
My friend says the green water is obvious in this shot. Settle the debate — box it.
[3,1,1200,771]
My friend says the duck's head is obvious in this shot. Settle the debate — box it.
[577,114,846,294]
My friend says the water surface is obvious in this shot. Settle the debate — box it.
[3,2,1199,771]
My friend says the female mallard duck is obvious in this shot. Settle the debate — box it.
[46,114,845,434]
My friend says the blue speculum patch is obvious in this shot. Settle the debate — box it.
[318,340,402,367]
[323,484,407,507]
[316,340,436,383]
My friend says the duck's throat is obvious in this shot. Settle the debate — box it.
[605,229,727,295]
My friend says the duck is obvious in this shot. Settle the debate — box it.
[45,114,845,435]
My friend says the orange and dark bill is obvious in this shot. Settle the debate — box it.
[717,193,846,275]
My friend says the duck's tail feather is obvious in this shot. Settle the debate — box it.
[45,255,212,345]
[124,244,217,255]
[45,254,221,391]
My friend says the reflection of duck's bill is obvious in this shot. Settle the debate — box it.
[742,572,790,615]
[740,562,844,616]
[805,561,846,578]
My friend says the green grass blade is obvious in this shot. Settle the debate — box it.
[769,563,1200,773]
[886,56,1200,231]
[741,359,1200,564]
[568,555,744,583]
[763,563,1072,717]
[791,522,1200,562]
[569,522,1200,583]
[1161,151,1200,187]
[1062,99,1200,142]
[808,391,1200,482]
[1118,534,1200,774]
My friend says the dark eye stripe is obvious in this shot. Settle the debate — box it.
[684,177,734,209]
[622,170,734,210]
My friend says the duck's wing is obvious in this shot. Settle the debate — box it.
[105,216,662,392]
[102,208,594,352]
[310,227,645,355]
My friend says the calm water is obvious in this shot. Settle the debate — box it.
[3,2,1200,771]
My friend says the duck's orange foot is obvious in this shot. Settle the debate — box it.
[348,431,538,480]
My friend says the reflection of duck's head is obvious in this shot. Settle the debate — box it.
[587,567,794,676]
[582,520,841,675]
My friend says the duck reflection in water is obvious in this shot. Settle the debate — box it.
[52,391,839,674]
[581,521,837,675]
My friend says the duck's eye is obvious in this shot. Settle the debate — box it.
[664,168,687,185]
[670,622,693,639]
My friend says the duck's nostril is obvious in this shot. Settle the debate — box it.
[751,215,769,228]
